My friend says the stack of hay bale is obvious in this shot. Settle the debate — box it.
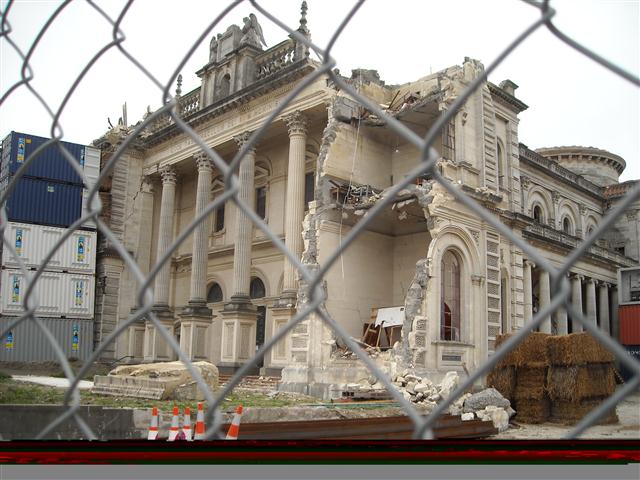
[486,332,618,425]
[546,333,618,424]
[487,332,551,423]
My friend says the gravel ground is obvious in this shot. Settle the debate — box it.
[495,390,640,439]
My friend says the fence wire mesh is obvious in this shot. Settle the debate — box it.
[0,0,639,441]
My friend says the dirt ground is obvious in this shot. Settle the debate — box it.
[495,390,640,439]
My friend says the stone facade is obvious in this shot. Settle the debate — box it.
[92,5,638,397]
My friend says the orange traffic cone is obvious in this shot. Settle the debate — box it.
[194,402,206,440]
[167,406,180,442]
[147,406,159,440]
[225,405,243,440]
[182,406,193,441]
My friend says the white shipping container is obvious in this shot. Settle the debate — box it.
[0,269,95,318]
[2,222,96,273]
[81,146,100,230]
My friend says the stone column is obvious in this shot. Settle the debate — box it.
[221,132,258,370]
[523,260,534,326]
[145,166,178,362]
[179,154,214,361]
[188,154,213,305]
[598,281,610,335]
[154,166,177,308]
[570,274,584,333]
[585,277,597,326]
[611,285,619,341]
[231,132,256,300]
[538,269,551,333]
[281,111,308,298]
[555,307,569,335]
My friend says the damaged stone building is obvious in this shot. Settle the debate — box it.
[93,5,638,398]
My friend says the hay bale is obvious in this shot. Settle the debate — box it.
[486,365,516,401]
[514,366,547,400]
[550,397,618,425]
[546,332,614,366]
[495,333,551,367]
[514,397,550,424]
[547,364,616,402]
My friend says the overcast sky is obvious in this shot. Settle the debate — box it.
[1,0,638,180]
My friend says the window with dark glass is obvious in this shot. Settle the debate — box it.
[441,250,461,341]
[207,283,223,303]
[214,204,225,232]
[533,205,544,224]
[442,119,455,161]
[250,277,266,299]
[304,171,315,209]
[562,217,571,234]
[497,142,505,189]
[256,186,266,219]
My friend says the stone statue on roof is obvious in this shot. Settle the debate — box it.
[240,13,266,49]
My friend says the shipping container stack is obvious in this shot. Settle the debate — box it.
[617,266,640,382]
[0,131,99,362]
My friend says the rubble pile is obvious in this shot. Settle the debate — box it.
[341,370,514,432]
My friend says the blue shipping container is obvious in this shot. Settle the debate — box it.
[0,175,82,228]
[1,131,85,185]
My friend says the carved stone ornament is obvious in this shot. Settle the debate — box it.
[194,153,213,172]
[285,110,308,136]
[233,131,255,151]
[520,175,530,190]
[579,204,587,215]
[470,229,480,245]
[552,191,560,204]
[160,166,177,185]
[141,176,154,194]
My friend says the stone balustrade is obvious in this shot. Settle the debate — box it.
[255,39,297,81]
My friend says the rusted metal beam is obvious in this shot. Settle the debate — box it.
[218,414,498,440]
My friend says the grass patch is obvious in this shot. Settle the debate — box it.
[0,371,11,381]
[0,379,315,411]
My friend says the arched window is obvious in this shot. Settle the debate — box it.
[250,277,266,299]
[441,250,461,341]
[217,73,230,99]
[207,282,223,303]
[562,216,572,235]
[533,205,544,224]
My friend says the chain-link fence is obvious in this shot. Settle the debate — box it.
[1,0,639,441]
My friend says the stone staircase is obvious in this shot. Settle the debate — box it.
[219,374,281,393]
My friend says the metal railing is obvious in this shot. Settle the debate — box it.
[0,0,639,441]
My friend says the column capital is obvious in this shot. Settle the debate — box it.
[160,165,178,185]
[523,259,536,269]
[570,273,584,281]
[597,280,611,289]
[471,274,485,286]
[233,131,256,150]
[142,175,154,193]
[585,277,596,285]
[194,153,213,172]
[284,110,308,136]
